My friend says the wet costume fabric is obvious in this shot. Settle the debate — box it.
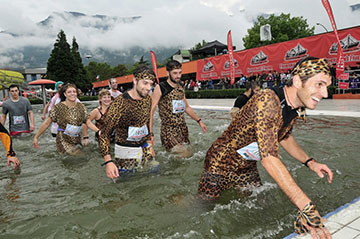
[98,92,153,169]
[49,102,88,154]
[158,81,190,151]
[0,123,16,158]
[198,88,300,200]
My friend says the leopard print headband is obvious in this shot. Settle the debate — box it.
[291,58,331,79]
[134,71,156,83]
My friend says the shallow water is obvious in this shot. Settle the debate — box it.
[1,102,359,239]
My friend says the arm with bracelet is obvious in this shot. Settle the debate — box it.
[183,97,207,133]
[280,134,333,183]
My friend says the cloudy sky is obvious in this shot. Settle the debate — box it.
[0,0,359,68]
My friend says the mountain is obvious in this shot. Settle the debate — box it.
[0,11,179,69]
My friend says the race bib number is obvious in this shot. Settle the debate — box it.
[172,99,185,114]
[64,124,81,137]
[237,142,261,161]
[127,125,148,142]
[13,116,25,125]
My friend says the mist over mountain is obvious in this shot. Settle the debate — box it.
[0,11,179,69]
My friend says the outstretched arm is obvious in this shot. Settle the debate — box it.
[28,110,35,131]
[184,97,207,133]
[280,134,333,183]
[262,155,331,239]
[150,85,162,145]
[33,117,52,148]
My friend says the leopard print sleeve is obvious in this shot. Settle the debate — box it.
[253,90,283,160]
[98,97,125,156]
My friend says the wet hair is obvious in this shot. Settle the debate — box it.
[59,83,78,101]
[8,84,20,91]
[166,60,182,72]
[133,65,156,82]
[98,89,111,105]
[245,80,260,91]
[286,57,332,86]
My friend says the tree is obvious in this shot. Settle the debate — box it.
[71,37,89,90]
[85,61,112,83]
[111,64,128,78]
[242,13,314,49]
[47,30,75,83]
[191,40,207,51]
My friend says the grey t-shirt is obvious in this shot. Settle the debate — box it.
[2,97,32,132]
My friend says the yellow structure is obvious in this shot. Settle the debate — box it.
[0,70,25,90]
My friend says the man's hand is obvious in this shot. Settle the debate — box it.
[7,156,20,169]
[30,125,35,131]
[308,161,333,183]
[303,210,332,239]
[106,161,119,179]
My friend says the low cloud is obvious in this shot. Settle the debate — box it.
[0,0,358,68]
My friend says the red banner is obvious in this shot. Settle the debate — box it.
[150,50,159,83]
[321,0,345,76]
[227,30,235,86]
[196,26,360,81]
[338,82,349,89]
[338,73,349,80]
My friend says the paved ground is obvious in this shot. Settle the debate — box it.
[188,98,360,117]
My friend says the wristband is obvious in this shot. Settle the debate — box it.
[303,158,315,167]
[83,136,89,139]
[149,132,154,137]
[101,160,115,166]
[196,119,202,123]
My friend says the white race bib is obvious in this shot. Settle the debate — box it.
[64,124,81,137]
[127,125,148,142]
[114,144,143,163]
[13,116,25,125]
[237,142,261,161]
[172,99,185,114]
[50,122,59,134]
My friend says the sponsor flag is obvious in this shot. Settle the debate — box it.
[150,50,159,83]
[227,30,235,86]
[321,0,345,76]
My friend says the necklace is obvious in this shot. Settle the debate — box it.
[284,87,297,109]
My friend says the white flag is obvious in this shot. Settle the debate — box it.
[260,24,272,41]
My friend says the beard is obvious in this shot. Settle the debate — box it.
[136,87,149,98]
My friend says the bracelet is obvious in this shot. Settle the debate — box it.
[83,136,89,139]
[101,160,115,166]
[294,201,323,234]
[196,118,202,123]
[303,158,315,167]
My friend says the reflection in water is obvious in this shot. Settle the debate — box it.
[0,104,359,238]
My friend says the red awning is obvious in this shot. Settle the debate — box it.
[28,79,56,85]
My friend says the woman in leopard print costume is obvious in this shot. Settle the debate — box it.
[33,84,99,154]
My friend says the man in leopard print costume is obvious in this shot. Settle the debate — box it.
[150,60,207,157]
[99,65,158,179]
[198,57,334,238]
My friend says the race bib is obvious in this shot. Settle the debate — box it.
[64,124,81,137]
[13,116,25,125]
[127,125,148,142]
[237,142,261,161]
[50,122,59,134]
[115,144,143,162]
[172,99,185,114]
